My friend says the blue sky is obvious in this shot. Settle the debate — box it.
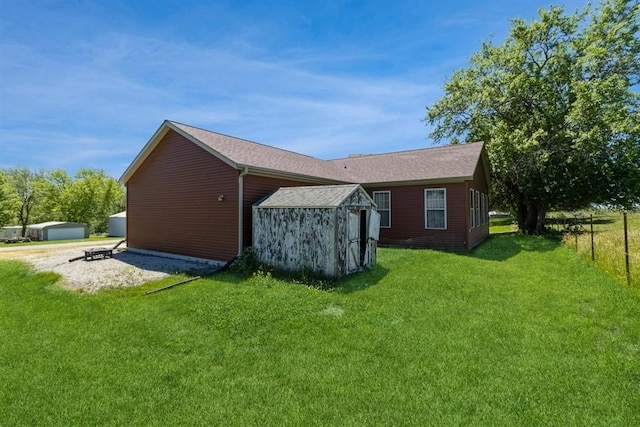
[0,0,588,179]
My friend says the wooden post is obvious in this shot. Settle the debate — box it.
[624,212,630,286]
[590,214,595,262]
[574,214,578,252]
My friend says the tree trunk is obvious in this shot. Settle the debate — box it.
[514,195,548,235]
[524,204,538,235]
[535,204,547,234]
[516,196,527,232]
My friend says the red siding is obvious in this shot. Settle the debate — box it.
[365,182,471,251]
[127,130,239,261]
[467,156,490,249]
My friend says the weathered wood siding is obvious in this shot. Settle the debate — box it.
[126,129,239,261]
[364,183,469,251]
[242,175,321,249]
[253,207,338,276]
[339,189,378,275]
[253,186,377,278]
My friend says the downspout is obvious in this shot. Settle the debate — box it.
[237,166,249,256]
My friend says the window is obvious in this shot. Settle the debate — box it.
[373,191,391,228]
[482,193,488,225]
[425,188,447,229]
[470,189,475,229]
[475,191,480,228]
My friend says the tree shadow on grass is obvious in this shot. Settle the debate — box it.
[334,264,390,294]
[467,234,560,262]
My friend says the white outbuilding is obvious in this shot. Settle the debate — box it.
[26,222,89,241]
[0,226,23,240]
[108,211,126,237]
[253,184,379,278]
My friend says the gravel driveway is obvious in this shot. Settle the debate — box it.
[0,241,221,293]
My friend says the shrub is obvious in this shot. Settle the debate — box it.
[229,247,261,277]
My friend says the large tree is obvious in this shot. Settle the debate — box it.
[3,167,42,236]
[0,170,15,228]
[425,0,640,234]
[61,169,125,233]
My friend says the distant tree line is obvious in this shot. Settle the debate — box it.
[0,167,125,235]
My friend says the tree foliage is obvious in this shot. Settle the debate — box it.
[0,171,15,228]
[3,167,41,236]
[0,167,125,234]
[425,0,640,234]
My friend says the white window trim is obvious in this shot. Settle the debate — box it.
[482,193,487,225]
[470,189,475,229]
[373,191,391,228]
[475,190,480,228]
[424,188,447,230]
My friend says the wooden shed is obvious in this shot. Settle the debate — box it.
[253,184,380,278]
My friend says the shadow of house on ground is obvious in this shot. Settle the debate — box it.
[111,251,220,276]
[467,234,560,262]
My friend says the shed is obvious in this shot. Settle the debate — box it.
[108,211,126,237]
[0,226,23,239]
[26,222,89,241]
[253,184,380,278]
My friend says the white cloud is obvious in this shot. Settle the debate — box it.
[0,5,458,177]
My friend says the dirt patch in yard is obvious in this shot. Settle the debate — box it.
[1,243,219,293]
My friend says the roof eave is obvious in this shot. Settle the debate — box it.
[359,176,472,187]
[119,121,171,184]
[119,120,240,184]
[242,165,351,185]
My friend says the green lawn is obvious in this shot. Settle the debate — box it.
[489,217,515,234]
[1,235,639,426]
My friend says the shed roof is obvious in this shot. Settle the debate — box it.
[120,120,487,186]
[256,184,368,208]
[27,221,85,229]
[109,211,126,218]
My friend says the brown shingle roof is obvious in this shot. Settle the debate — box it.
[330,142,485,184]
[121,120,485,185]
[170,121,351,182]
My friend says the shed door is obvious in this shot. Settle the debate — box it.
[47,227,85,241]
[368,210,380,240]
[347,211,360,272]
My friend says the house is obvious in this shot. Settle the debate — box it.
[253,184,379,277]
[119,120,489,264]
[26,222,89,241]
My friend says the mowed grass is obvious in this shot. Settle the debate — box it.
[1,235,639,426]
[555,210,639,289]
[489,217,516,234]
